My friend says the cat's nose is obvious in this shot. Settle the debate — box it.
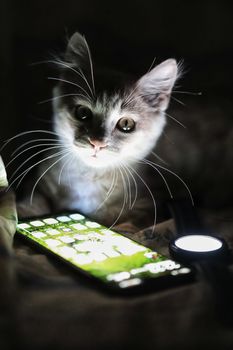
[89,139,107,151]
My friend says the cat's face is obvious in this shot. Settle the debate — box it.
[53,32,178,169]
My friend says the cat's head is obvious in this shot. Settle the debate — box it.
[53,32,178,169]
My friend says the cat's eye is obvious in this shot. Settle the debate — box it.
[116,117,135,133]
[74,105,93,121]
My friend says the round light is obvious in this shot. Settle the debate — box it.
[175,235,222,253]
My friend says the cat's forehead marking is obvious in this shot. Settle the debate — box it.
[95,93,120,113]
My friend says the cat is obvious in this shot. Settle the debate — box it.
[15,32,178,229]
[15,32,233,236]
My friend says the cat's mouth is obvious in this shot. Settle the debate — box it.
[75,143,118,168]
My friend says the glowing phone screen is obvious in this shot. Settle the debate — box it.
[17,213,191,290]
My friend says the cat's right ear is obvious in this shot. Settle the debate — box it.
[137,59,178,111]
[65,32,91,69]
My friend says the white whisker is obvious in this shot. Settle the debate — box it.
[30,152,70,204]
[108,171,127,230]
[151,151,168,165]
[7,143,64,169]
[165,112,186,129]
[50,60,94,98]
[67,157,73,191]
[7,149,68,191]
[47,77,92,101]
[0,129,61,152]
[83,36,96,96]
[120,165,132,209]
[11,138,59,156]
[147,56,156,72]
[95,169,117,213]
[128,164,157,233]
[119,167,129,206]
[58,153,74,185]
[173,90,202,96]
[8,146,66,182]
[39,93,92,105]
[123,164,138,209]
[148,160,194,206]
[124,85,139,106]
[171,95,186,106]
[140,159,173,199]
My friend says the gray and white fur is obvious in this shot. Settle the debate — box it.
[17,32,179,228]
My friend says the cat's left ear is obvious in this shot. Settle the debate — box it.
[65,32,92,70]
[137,59,178,111]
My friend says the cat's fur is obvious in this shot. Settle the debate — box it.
[17,32,233,234]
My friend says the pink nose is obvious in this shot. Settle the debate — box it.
[89,139,107,151]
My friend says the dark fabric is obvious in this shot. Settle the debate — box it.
[1,217,232,350]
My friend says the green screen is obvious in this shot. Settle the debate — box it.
[17,213,188,289]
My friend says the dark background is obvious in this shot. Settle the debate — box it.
[1,3,233,349]
[0,0,233,162]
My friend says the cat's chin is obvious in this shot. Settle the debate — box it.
[76,148,119,169]
[82,157,115,169]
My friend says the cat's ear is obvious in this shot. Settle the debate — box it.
[137,59,178,111]
[65,32,91,69]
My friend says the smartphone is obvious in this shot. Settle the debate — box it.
[16,212,194,293]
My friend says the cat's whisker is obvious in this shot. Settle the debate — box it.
[9,146,67,184]
[7,149,68,191]
[47,77,92,102]
[38,93,92,105]
[95,169,117,213]
[0,129,61,152]
[31,59,94,97]
[151,151,168,165]
[103,169,117,201]
[17,150,69,191]
[147,56,157,72]
[146,159,194,206]
[58,153,74,185]
[128,164,157,234]
[119,165,132,209]
[171,96,186,106]
[66,155,74,191]
[108,171,127,230]
[125,90,162,106]
[122,166,132,209]
[7,143,64,169]
[118,167,129,207]
[83,36,96,96]
[124,85,140,106]
[173,90,202,96]
[125,94,144,106]
[30,152,70,204]
[78,67,95,99]
[140,159,173,199]
[165,112,186,129]
[121,163,138,210]
[11,138,60,156]
[49,60,95,98]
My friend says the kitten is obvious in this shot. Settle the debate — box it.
[16,32,233,236]
[16,32,179,229]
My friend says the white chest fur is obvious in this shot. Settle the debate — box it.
[47,156,123,221]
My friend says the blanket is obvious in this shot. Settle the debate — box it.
[0,156,233,350]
